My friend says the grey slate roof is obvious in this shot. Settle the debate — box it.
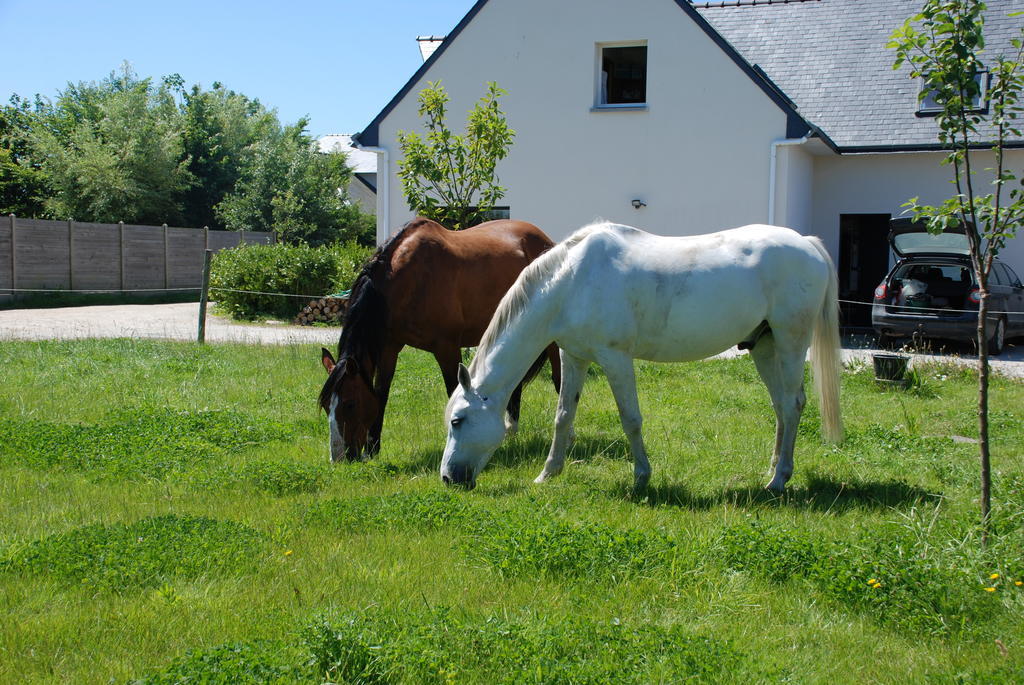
[695,0,1024,150]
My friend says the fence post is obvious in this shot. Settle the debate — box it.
[163,223,169,290]
[118,220,125,292]
[8,214,15,299]
[197,248,212,344]
[67,219,74,290]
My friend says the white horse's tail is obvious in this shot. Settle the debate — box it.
[806,237,843,443]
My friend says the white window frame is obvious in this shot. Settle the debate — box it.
[594,40,649,110]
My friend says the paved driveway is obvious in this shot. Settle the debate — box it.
[1,302,1022,378]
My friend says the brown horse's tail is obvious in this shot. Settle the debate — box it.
[520,341,563,390]
[520,348,550,387]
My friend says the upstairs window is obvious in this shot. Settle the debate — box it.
[598,43,647,107]
[918,70,988,115]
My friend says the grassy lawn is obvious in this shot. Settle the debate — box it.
[1,339,1022,683]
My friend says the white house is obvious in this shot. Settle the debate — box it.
[416,35,446,62]
[353,0,1024,325]
[318,134,378,215]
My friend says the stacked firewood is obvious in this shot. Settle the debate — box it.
[294,297,348,325]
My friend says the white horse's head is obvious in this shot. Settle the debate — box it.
[440,363,507,489]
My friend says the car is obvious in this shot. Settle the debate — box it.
[871,218,1024,355]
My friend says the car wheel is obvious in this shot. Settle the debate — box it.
[988,317,1006,356]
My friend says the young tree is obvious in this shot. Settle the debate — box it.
[396,81,515,230]
[890,0,1024,544]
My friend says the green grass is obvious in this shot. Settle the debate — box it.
[1,339,1023,683]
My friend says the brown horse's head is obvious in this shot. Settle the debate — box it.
[320,348,380,462]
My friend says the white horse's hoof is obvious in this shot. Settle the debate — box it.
[534,467,561,483]
[505,418,519,437]
[765,480,786,495]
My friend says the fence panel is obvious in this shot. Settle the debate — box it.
[243,231,275,246]
[15,219,69,290]
[0,220,11,303]
[207,231,241,251]
[166,227,207,289]
[123,224,167,290]
[73,222,121,290]
[0,217,275,301]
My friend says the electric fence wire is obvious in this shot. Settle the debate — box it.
[1,288,1019,316]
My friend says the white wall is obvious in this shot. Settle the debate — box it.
[772,142,814,235]
[347,175,377,216]
[374,0,790,242]
[811,149,1024,271]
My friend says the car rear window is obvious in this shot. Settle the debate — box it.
[892,231,970,256]
[895,263,972,283]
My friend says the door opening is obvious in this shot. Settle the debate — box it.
[839,214,891,328]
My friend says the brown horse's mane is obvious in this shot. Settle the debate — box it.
[318,220,427,411]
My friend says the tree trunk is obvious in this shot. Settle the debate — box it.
[977,290,991,547]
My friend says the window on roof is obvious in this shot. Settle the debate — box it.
[917,70,988,115]
[597,43,647,107]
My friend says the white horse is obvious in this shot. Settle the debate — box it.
[441,222,843,493]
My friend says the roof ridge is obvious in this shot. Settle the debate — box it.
[695,0,820,8]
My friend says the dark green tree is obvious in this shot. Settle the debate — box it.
[216,119,372,245]
[0,95,47,216]
[179,82,278,229]
[7,64,373,243]
[29,65,193,224]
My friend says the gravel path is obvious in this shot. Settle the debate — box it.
[1,302,1022,378]
[0,302,339,346]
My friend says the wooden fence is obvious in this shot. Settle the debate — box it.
[0,216,274,303]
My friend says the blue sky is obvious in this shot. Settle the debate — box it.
[1,0,477,138]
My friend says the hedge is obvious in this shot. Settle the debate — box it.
[209,241,373,319]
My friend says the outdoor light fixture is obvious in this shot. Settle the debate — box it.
[631,199,646,209]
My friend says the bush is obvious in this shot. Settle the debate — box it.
[209,241,372,319]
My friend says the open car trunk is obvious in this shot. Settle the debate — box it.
[885,261,975,316]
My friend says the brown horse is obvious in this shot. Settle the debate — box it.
[319,217,561,462]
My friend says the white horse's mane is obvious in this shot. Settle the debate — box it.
[468,222,608,375]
